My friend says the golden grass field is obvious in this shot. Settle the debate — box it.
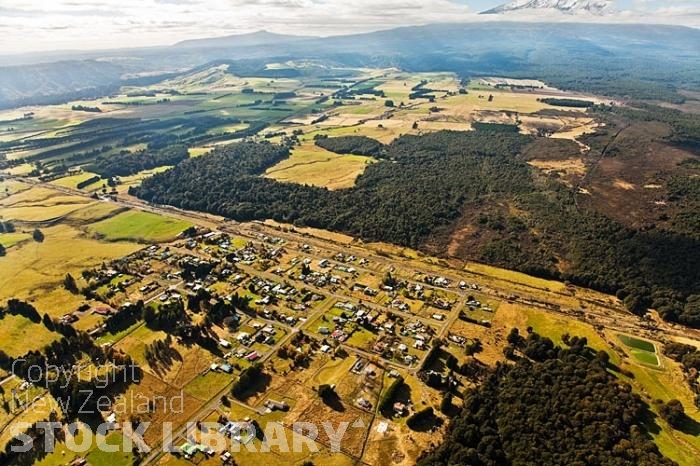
[0,222,140,307]
[264,143,376,190]
[49,172,102,190]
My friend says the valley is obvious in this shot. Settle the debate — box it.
[1,62,699,466]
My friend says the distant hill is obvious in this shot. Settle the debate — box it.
[0,60,123,108]
[173,30,315,49]
[0,22,699,108]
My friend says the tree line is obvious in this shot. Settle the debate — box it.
[417,332,677,466]
[131,131,700,327]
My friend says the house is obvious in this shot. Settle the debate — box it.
[93,306,114,316]
[219,363,233,373]
[318,326,330,335]
[357,398,372,409]
[265,399,289,411]
[178,442,198,459]
[220,421,255,443]
[393,402,407,416]
[219,339,231,348]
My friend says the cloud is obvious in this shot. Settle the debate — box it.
[1,0,697,54]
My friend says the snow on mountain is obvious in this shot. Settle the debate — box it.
[481,0,613,15]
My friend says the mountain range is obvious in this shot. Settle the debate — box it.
[0,22,698,108]
[481,0,613,15]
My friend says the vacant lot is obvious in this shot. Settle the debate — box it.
[265,143,376,190]
[87,210,191,242]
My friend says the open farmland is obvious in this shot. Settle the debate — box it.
[1,64,699,466]
[88,210,192,242]
[264,143,376,189]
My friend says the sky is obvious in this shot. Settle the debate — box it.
[0,0,698,54]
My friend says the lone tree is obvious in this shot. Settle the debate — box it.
[385,100,395,108]
[42,313,55,331]
[440,392,453,415]
[0,243,5,256]
[63,273,79,294]
[659,399,686,429]
[32,228,44,242]
[317,384,334,399]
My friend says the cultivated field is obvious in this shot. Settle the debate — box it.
[264,143,376,189]
[88,210,191,242]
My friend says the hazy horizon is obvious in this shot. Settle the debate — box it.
[1,0,698,55]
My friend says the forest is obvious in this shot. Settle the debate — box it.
[537,98,594,108]
[88,144,189,177]
[314,135,385,157]
[132,131,700,327]
[416,332,677,466]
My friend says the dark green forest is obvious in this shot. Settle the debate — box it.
[132,131,700,326]
[89,144,189,177]
[416,333,676,466]
[314,135,384,157]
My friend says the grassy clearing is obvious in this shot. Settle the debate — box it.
[64,202,126,223]
[49,172,102,190]
[183,370,232,401]
[0,232,31,248]
[0,223,140,305]
[85,432,134,466]
[116,165,172,192]
[0,394,61,449]
[0,314,59,356]
[87,210,191,242]
[618,334,656,353]
[466,261,567,292]
[2,199,94,222]
[521,308,620,364]
[630,349,660,366]
[188,147,213,157]
[264,143,376,190]
[2,163,34,175]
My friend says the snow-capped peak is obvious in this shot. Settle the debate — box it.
[481,0,613,15]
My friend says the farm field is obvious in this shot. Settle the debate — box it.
[0,231,31,248]
[0,65,699,466]
[88,210,192,242]
[264,143,376,189]
[618,334,657,353]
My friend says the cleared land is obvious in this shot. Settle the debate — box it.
[265,143,376,190]
[87,210,191,242]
